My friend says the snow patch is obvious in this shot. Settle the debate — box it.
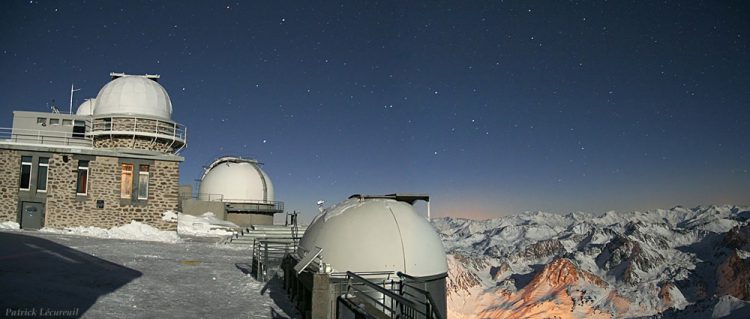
[40,221,181,243]
[0,221,20,230]
[177,212,238,237]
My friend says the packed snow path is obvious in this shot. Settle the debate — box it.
[0,230,297,318]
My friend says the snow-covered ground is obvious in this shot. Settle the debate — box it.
[28,211,238,243]
[0,229,296,318]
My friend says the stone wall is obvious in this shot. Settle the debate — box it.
[44,154,180,230]
[91,117,183,153]
[0,150,20,222]
[94,136,177,153]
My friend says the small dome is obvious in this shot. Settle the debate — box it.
[75,98,96,116]
[93,75,172,120]
[198,157,274,202]
[298,196,448,277]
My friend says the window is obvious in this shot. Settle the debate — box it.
[36,117,47,126]
[137,165,149,200]
[62,119,72,126]
[73,120,86,138]
[121,164,133,198]
[36,157,49,192]
[20,156,32,190]
[50,118,60,125]
[76,160,89,195]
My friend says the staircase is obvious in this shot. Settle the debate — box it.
[224,224,307,247]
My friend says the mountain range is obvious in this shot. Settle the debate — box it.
[433,205,750,318]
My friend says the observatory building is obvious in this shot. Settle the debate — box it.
[279,194,448,319]
[180,156,283,227]
[0,72,186,230]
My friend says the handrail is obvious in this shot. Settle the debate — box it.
[397,272,443,319]
[344,271,425,318]
[88,116,187,142]
[1,126,94,147]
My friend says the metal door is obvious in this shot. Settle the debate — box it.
[20,202,45,230]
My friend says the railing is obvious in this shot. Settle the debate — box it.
[396,272,443,319]
[341,271,442,319]
[252,238,300,281]
[88,116,187,146]
[187,193,284,213]
[1,127,94,147]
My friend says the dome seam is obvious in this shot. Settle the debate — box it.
[386,204,408,274]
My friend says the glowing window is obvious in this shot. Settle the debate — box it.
[121,164,133,198]
[76,160,89,195]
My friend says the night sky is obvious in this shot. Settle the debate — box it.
[1,1,748,221]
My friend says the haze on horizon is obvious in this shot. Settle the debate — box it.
[1,1,747,222]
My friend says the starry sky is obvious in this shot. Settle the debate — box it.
[1,1,748,221]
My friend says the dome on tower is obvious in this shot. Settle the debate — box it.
[198,157,274,203]
[93,74,173,120]
[75,98,96,116]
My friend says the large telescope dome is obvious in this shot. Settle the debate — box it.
[198,157,274,203]
[93,74,173,120]
[298,194,447,277]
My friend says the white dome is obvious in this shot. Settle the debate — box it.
[299,196,448,277]
[93,75,173,119]
[198,157,274,202]
[75,98,96,116]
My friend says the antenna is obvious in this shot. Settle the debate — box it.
[69,83,81,114]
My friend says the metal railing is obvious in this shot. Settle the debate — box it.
[341,271,442,319]
[88,116,187,149]
[183,193,285,212]
[252,238,300,281]
[1,127,94,147]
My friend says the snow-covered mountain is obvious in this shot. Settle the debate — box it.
[434,205,750,318]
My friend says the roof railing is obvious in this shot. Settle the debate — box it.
[1,126,94,147]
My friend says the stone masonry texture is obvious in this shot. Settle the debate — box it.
[0,150,20,222]
[44,155,180,230]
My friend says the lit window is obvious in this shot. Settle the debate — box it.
[76,160,89,195]
[121,164,133,198]
[137,165,149,200]
[37,157,49,192]
[20,156,32,190]
[50,118,60,125]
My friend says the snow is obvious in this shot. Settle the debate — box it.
[34,211,239,242]
[0,230,296,318]
[0,221,19,229]
[40,221,182,243]
[176,212,239,237]
[712,295,750,318]
[437,204,750,319]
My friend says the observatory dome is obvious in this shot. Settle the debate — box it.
[93,75,173,120]
[198,157,274,203]
[75,98,96,116]
[298,196,448,277]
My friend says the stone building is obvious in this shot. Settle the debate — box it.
[0,73,186,230]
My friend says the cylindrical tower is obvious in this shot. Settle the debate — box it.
[86,73,186,153]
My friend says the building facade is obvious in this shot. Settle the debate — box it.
[0,73,186,230]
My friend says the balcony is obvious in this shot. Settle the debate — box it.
[88,116,187,153]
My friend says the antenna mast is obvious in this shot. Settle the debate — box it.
[69,83,81,114]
